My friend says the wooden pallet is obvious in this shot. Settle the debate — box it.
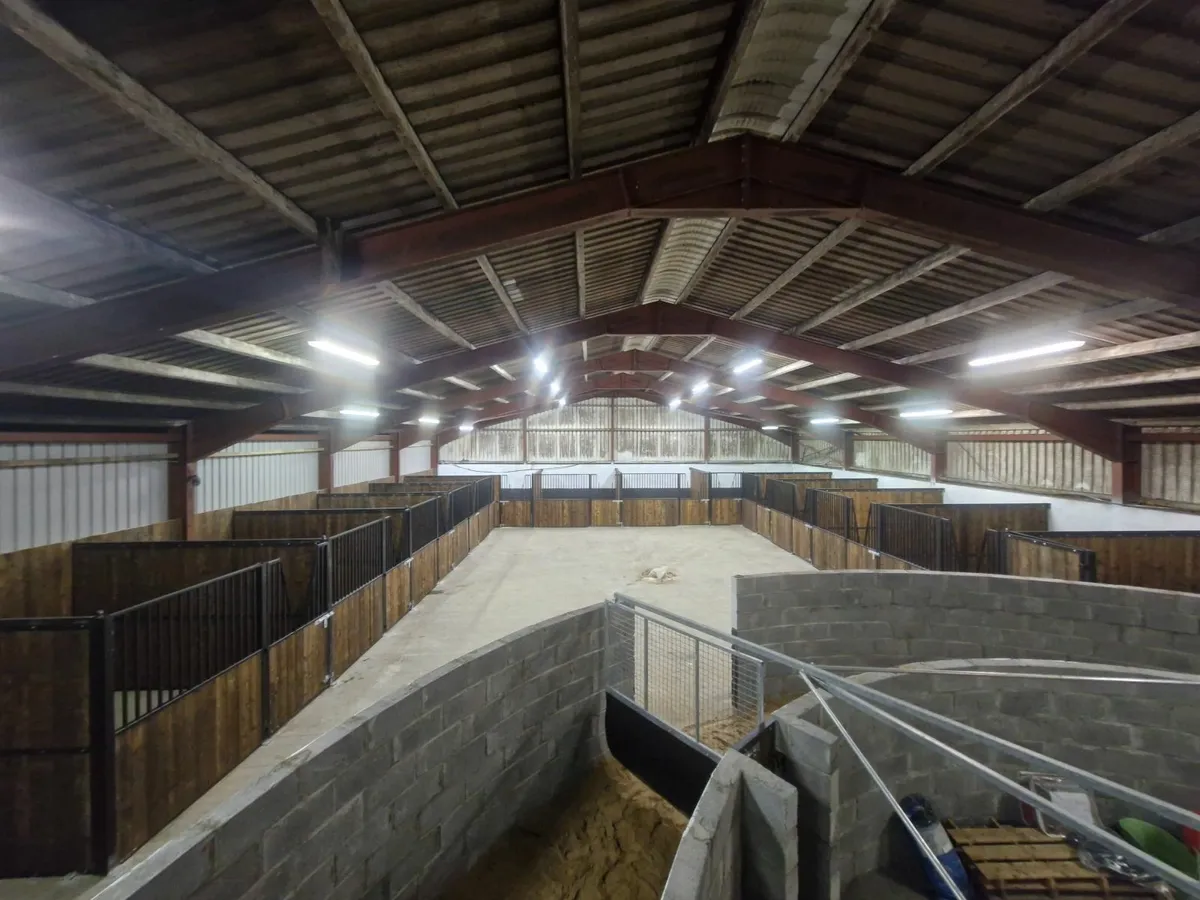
[947,826,1158,900]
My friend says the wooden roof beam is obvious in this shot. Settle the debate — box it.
[558,0,581,179]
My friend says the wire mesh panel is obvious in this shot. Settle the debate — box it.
[605,600,764,752]
[619,473,687,498]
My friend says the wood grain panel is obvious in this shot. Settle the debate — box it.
[191,492,318,540]
[0,754,90,877]
[793,479,880,517]
[846,540,875,570]
[1007,536,1086,581]
[680,500,709,525]
[689,468,709,501]
[741,499,755,528]
[0,630,90,751]
[622,499,679,526]
[770,510,792,550]
[811,528,849,570]
[412,543,439,602]
[455,523,470,565]
[793,521,812,561]
[832,489,944,541]
[533,500,590,527]
[0,520,180,618]
[468,513,480,550]
[1036,532,1200,590]
[894,503,1049,572]
[332,579,383,678]
[755,504,770,537]
[590,500,620,526]
[711,499,740,525]
[72,542,319,616]
[269,621,327,731]
[385,563,410,628]
[437,531,453,580]
[115,656,261,861]
[877,552,918,571]
[232,509,404,564]
[500,501,532,527]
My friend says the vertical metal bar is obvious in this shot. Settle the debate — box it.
[324,542,334,685]
[259,564,272,739]
[88,615,116,874]
[756,657,765,728]
[641,615,649,711]
[693,636,701,742]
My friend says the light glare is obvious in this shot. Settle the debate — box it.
[308,338,380,368]
[732,358,763,374]
[968,340,1085,368]
[899,408,953,419]
[810,417,841,425]
[339,407,380,419]
[692,380,709,395]
[533,354,550,376]
[458,423,474,433]
[668,397,682,410]
[417,415,440,425]
[762,424,780,431]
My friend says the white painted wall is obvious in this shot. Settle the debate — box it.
[439,461,821,490]
[0,442,169,552]
[196,440,320,513]
[400,441,432,476]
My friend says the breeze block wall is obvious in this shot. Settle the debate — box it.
[95,605,607,900]
[772,659,1200,900]
[733,571,1200,701]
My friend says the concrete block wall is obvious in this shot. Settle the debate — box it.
[97,605,607,900]
[771,660,1200,900]
[733,571,1200,700]
[663,751,800,900]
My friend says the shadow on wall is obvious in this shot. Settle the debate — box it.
[770,659,1200,900]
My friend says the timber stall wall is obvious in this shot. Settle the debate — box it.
[988,530,1200,592]
[0,477,497,877]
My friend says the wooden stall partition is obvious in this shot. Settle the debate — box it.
[999,532,1090,581]
[793,478,880,517]
[877,551,921,571]
[711,498,740,525]
[623,499,680,526]
[811,528,850,570]
[501,501,532,527]
[72,541,321,616]
[681,499,709,525]
[455,522,470,565]
[827,489,944,542]
[845,540,876,570]
[411,542,439,602]
[190,492,318,542]
[689,468,710,501]
[385,562,411,627]
[591,500,621,526]
[268,619,327,731]
[318,492,438,509]
[0,624,95,876]
[755,503,770,537]
[770,510,793,551]
[741,498,756,528]
[437,529,453,579]
[793,521,813,561]
[1026,532,1200,590]
[332,578,384,678]
[232,508,405,566]
[533,499,590,526]
[894,503,1049,572]
[468,512,480,549]
[114,655,262,861]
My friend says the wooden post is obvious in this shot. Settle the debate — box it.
[1112,428,1142,505]
[931,438,948,483]
[167,425,195,538]
[388,431,400,482]
[429,437,440,473]
[318,430,333,493]
[841,430,854,471]
[520,413,528,463]
[702,414,710,462]
[790,431,800,463]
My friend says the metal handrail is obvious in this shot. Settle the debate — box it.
[612,593,1200,897]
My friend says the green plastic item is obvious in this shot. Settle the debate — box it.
[1117,818,1200,878]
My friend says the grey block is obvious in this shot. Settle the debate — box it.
[393,707,444,761]
[262,782,335,871]
[186,845,261,900]
[1144,608,1200,635]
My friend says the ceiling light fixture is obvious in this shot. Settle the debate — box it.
[458,423,474,433]
[762,424,780,431]
[557,396,567,408]
[732,357,763,374]
[899,408,953,419]
[692,380,710,395]
[810,417,841,425]
[533,354,550,376]
[968,340,1085,368]
[550,378,561,395]
[668,397,682,410]
[308,338,380,368]
[339,407,380,419]
[417,415,440,425]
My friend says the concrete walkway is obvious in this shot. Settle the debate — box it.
[7,525,811,900]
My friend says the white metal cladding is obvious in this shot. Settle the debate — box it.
[614,429,703,462]
[0,442,169,552]
[439,427,522,462]
[195,440,319,513]
[1141,441,1200,506]
[527,398,611,430]
[333,440,391,488]
[707,426,790,462]
[946,441,1111,497]
[400,442,432,475]
[530,429,609,462]
[854,440,932,477]
[796,440,842,468]
[613,397,703,430]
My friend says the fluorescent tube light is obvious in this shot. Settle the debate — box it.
[899,408,952,419]
[533,354,550,376]
[692,380,709,395]
[968,340,1085,368]
[417,415,440,425]
[458,423,474,433]
[732,358,763,374]
[550,378,561,395]
[762,425,780,431]
[810,417,841,425]
[339,407,380,419]
[308,338,380,368]
[557,396,567,407]
[668,397,682,410]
